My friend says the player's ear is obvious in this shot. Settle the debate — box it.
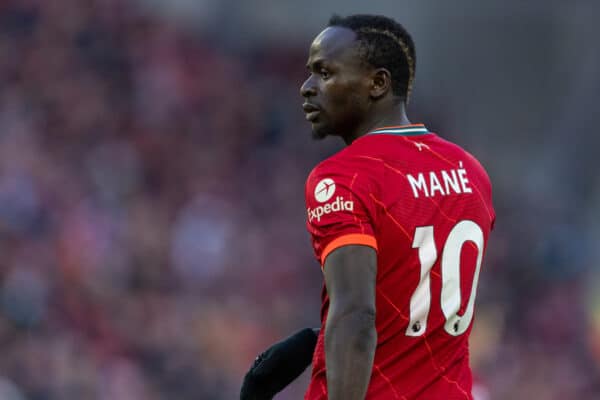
[370,68,392,99]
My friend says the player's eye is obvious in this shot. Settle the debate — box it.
[320,69,331,79]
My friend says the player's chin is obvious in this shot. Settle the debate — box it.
[310,122,330,140]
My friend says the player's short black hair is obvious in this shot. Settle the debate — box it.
[328,14,416,101]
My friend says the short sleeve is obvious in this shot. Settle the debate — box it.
[305,157,380,267]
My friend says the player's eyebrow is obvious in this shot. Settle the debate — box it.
[306,59,326,71]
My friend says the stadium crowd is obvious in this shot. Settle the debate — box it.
[0,0,598,399]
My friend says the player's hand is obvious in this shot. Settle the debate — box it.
[240,328,318,400]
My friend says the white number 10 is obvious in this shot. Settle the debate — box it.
[406,220,484,337]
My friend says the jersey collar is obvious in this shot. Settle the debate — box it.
[368,124,429,136]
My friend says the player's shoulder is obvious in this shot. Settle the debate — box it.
[307,144,383,186]
[432,135,491,179]
[431,134,494,210]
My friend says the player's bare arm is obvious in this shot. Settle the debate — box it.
[323,244,377,400]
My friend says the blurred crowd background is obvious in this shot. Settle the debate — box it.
[0,0,599,399]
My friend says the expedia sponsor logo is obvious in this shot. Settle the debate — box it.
[314,178,336,203]
[307,196,354,222]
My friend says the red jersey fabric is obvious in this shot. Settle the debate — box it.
[304,124,495,400]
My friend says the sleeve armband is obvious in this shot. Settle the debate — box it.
[321,234,378,266]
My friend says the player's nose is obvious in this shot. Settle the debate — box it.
[300,75,317,98]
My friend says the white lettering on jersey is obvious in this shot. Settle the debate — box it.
[407,173,429,198]
[406,162,472,198]
[307,196,354,222]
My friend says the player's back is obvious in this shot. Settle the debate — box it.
[304,125,495,400]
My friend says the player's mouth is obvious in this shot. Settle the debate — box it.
[302,103,321,121]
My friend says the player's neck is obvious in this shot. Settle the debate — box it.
[343,103,411,145]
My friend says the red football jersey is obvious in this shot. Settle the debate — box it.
[304,124,495,400]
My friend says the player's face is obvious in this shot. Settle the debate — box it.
[301,27,372,140]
